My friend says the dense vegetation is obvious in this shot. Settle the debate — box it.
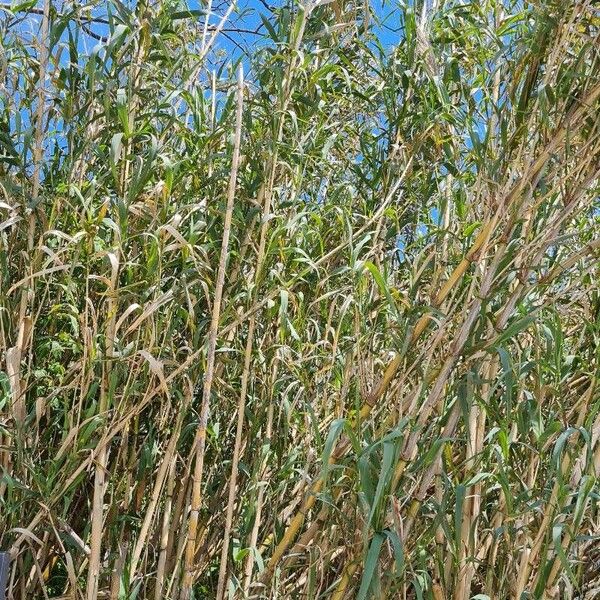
[1,0,599,598]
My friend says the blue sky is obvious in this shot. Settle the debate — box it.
[3,0,404,84]
[2,0,420,91]
[3,0,492,263]
[188,0,403,73]
[197,0,401,50]
[2,0,405,168]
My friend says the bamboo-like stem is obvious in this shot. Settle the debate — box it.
[129,386,190,579]
[261,217,496,585]
[220,6,311,593]
[324,76,600,598]
[86,253,119,600]
[155,456,177,600]
[182,64,245,598]
[215,317,256,599]
[29,0,50,207]
[361,77,600,420]
[3,3,600,598]
[330,559,359,600]
[8,0,50,444]
[242,360,277,595]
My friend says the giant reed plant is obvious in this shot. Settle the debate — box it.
[1,0,600,598]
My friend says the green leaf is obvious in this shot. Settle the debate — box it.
[320,418,345,484]
[488,315,536,348]
[110,133,123,185]
[383,530,405,575]
[260,13,279,42]
[170,9,206,20]
[454,484,466,551]
[368,441,395,526]
[356,533,384,600]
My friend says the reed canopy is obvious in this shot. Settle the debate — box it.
[1,0,600,598]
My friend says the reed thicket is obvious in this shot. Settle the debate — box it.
[1,0,600,598]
